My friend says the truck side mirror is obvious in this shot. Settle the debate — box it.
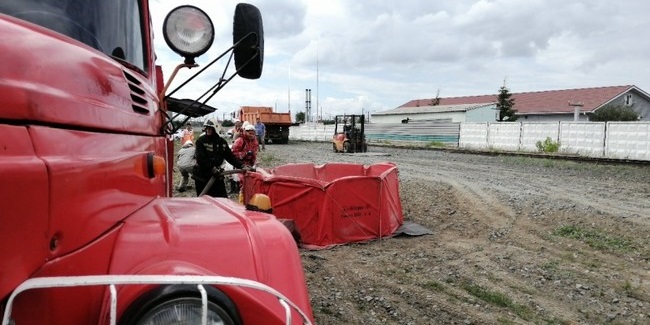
[233,4,264,79]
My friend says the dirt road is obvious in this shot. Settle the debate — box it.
[174,141,649,324]
[257,142,648,325]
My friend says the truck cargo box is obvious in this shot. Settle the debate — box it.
[239,106,295,143]
[240,106,293,124]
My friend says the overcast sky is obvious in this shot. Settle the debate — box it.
[151,0,650,120]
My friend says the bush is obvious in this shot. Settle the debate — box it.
[536,137,560,153]
[590,105,639,121]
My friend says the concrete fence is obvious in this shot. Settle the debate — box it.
[289,123,334,142]
[289,121,650,161]
[289,122,461,144]
[460,121,650,161]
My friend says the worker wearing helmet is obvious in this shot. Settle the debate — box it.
[231,123,259,167]
[176,139,195,192]
[193,119,245,197]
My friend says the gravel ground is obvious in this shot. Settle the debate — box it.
[174,141,649,325]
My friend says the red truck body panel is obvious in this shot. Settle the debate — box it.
[0,2,313,323]
[0,125,50,299]
[0,14,160,135]
[9,197,311,324]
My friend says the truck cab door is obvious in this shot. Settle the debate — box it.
[0,125,49,299]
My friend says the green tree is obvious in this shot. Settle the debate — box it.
[496,86,518,121]
[431,89,441,106]
[589,105,639,121]
[295,111,306,123]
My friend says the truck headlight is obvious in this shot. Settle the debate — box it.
[163,5,215,63]
[120,285,240,325]
[134,297,230,325]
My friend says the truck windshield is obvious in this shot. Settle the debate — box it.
[0,0,147,73]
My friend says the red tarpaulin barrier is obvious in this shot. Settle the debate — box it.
[242,162,404,249]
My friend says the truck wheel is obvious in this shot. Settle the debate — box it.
[343,142,351,153]
[332,143,338,152]
[233,4,264,79]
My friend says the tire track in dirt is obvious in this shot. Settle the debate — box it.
[398,164,518,239]
[520,175,649,221]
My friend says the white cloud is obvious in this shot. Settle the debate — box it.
[151,0,650,120]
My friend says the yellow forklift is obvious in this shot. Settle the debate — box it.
[332,114,367,153]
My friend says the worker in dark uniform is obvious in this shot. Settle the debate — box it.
[193,119,246,197]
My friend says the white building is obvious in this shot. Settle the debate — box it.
[371,103,496,124]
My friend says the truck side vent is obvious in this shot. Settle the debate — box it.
[123,70,149,115]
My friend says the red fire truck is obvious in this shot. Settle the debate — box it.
[0,1,313,324]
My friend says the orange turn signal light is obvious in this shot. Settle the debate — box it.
[135,153,166,178]
[152,154,166,177]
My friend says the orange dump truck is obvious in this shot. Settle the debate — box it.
[239,106,294,144]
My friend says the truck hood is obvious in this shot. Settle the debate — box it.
[112,196,299,280]
[109,196,312,322]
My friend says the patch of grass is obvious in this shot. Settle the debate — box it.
[461,282,533,321]
[541,260,559,272]
[487,146,504,153]
[539,317,573,325]
[586,259,601,269]
[499,155,557,169]
[536,137,560,153]
[257,152,279,166]
[485,272,501,283]
[427,140,445,148]
[622,279,644,300]
[541,159,556,168]
[553,225,635,252]
[461,283,512,307]
[623,279,633,291]
[500,156,593,171]
[496,317,517,324]
[422,280,446,292]
[549,257,581,279]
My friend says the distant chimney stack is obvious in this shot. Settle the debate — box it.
[569,101,584,121]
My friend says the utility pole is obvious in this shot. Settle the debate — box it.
[316,44,319,123]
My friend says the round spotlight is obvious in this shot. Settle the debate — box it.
[163,5,214,63]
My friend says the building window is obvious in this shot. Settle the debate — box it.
[625,94,633,106]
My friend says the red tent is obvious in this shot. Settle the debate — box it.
[242,162,404,249]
